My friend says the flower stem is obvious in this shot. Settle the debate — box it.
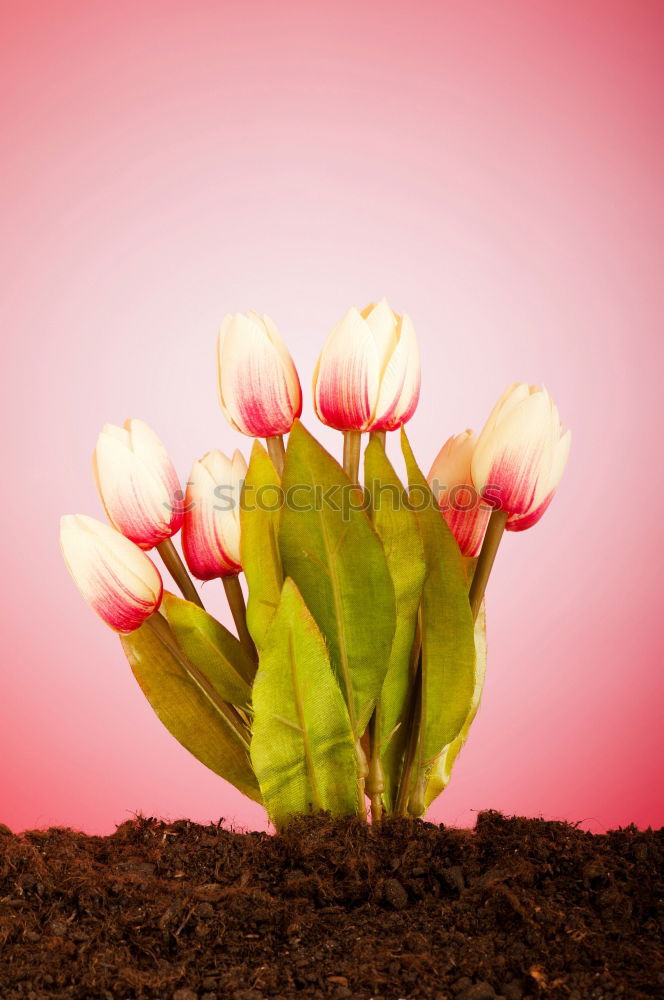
[146,612,251,747]
[367,709,385,824]
[468,509,508,620]
[343,430,362,484]
[222,574,258,662]
[266,434,286,478]
[394,657,423,816]
[156,538,203,608]
[370,430,386,449]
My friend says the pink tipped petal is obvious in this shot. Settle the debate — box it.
[94,420,183,547]
[428,429,487,556]
[259,313,303,416]
[472,391,556,515]
[60,515,162,632]
[94,432,176,548]
[387,314,421,429]
[219,315,300,436]
[506,491,556,532]
[314,308,379,431]
[370,323,409,429]
[443,503,491,557]
[181,450,246,580]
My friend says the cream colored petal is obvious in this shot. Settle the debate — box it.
[61,515,162,631]
[219,313,299,436]
[94,431,173,545]
[428,430,476,492]
[258,313,302,411]
[363,298,398,375]
[472,391,557,513]
[313,308,380,430]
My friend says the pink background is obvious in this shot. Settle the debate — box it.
[2,1,662,834]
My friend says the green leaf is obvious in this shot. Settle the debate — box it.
[278,422,396,740]
[161,591,253,711]
[240,441,284,650]
[401,428,476,785]
[250,579,359,828]
[120,616,261,802]
[425,603,487,807]
[364,437,426,812]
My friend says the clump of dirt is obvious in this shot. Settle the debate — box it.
[0,811,661,999]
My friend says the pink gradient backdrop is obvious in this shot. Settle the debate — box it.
[2,1,662,834]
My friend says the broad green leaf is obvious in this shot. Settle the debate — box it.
[425,603,487,807]
[401,428,476,788]
[161,591,253,711]
[121,616,261,802]
[364,437,426,812]
[250,579,359,828]
[279,422,396,740]
[241,441,283,650]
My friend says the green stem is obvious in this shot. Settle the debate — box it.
[370,430,386,449]
[156,538,203,608]
[266,434,286,478]
[343,430,362,485]
[146,612,250,748]
[394,656,423,816]
[468,509,508,620]
[367,709,385,824]
[222,574,258,662]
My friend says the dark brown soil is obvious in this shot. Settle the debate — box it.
[0,811,662,1000]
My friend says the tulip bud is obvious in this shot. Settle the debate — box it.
[428,430,491,557]
[471,383,571,520]
[182,449,247,580]
[217,312,302,437]
[313,299,420,432]
[93,419,184,550]
[60,515,163,632]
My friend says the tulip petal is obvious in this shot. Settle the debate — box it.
[61,515,162,632]
[257,312,303,418]
[313,308,379,431]
[428,430,488,556]
[182,451,246,580]
[442,504,491,558]
[218,314,299,437]
[378,314,421,430]
[94,431,178,548]
[362,299,399,374]
[472,391,557,515]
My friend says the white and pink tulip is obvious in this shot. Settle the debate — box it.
[428,430,491,557]
[60,515,163,633]
[217,312,302,438]
[312,299,420,432]
[471,383,571,522]
[93,419,184,550]
[182,449,247,580]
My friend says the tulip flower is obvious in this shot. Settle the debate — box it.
[471,383,571,518]
[182,448,256,660]
[217,312,302,439]
[93,419,184,550]
[468,383,571,621]
[182,449,247,581]
[428,430,490,558]
[60,515,163,633]
[312,299,420,434]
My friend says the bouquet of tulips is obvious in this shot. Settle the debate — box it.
[61,302,570,828]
